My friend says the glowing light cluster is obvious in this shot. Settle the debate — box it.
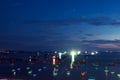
[70,51,76,62]
[28,70,32,75]
[53,68,58,77]
[77,51,81,55]
[117,74,120,78]
[11,69,16,72]
[70,51,76,69]
[110,71,115,75]
[66,71,71,76]
[91,52,95,55]
[13,72,16,76]
[58,52,62,59]
[52,56,56,65]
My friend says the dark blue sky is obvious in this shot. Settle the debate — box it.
[1,0,120,51]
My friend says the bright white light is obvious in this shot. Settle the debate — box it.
[71,51,76,62]
[70,51,76,69]
[71,51,76,56]
[91,52,95,55]
[117,74,120,78]
[77,51,81,55]
[58,52,62,59]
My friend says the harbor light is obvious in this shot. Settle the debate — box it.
[70,50,76,69]
[58,52,62,59]
[70,51,76,62]
[91,52,95,55]
[77,50,81,55]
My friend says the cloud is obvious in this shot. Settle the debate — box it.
[82,39,120,44]
[81,39,120,50]
[96,44,120,49]
[42,39,120,50]
[1,35,120,50]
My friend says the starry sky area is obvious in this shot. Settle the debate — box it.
[1,0,120,51]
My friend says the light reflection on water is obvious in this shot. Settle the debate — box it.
[0,52,120,80]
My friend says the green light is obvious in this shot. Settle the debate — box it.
[117,74,120,78]
[53,72,58,77]
[28,70,32,75]
[104,69,109,73]
[26,67,30,70]
[110,72,115,75]
[12,69,16,72]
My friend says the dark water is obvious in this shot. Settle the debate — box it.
[0,52,120,80]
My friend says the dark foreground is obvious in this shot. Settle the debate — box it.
[0,51,120,80]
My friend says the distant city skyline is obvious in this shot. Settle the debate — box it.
[1,0,120,51]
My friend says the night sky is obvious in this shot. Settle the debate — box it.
[1,0,120,51]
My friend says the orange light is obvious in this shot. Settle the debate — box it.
[53,56,56,65]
